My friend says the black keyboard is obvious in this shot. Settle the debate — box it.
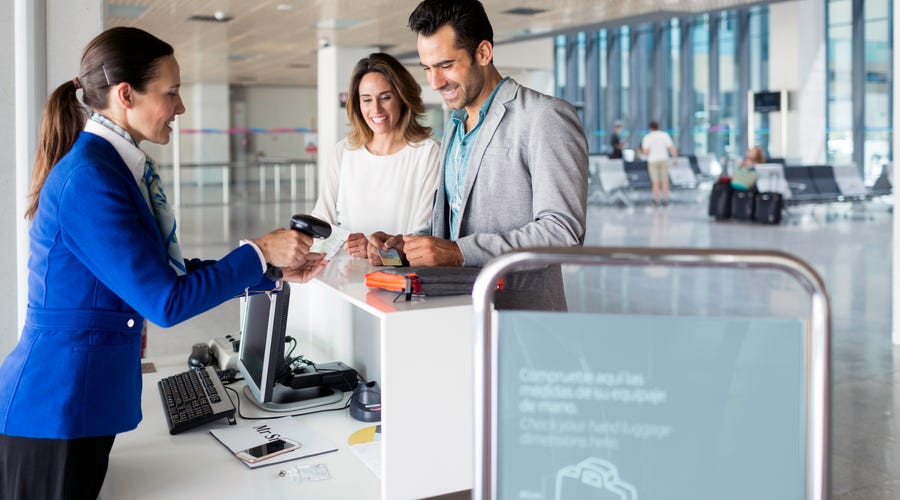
[158,366,236,435]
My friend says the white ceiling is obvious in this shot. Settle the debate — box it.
[106,0,776,87]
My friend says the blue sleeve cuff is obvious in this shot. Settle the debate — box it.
[239,239,267,272]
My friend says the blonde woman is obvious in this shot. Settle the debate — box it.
[312,52,440,258]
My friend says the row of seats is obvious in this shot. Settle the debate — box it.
[755,163,890,204]
[588,155,711,205]
[589,153,893,207]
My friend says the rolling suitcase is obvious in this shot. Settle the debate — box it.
[730,189,755,221]
[708,182,732,220]
[753,191,784,224]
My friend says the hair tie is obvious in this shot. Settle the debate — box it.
[72,77,82,90]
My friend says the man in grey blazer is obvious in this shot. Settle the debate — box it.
[368,0,588,310]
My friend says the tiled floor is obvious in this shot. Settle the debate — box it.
[155,183,897,499]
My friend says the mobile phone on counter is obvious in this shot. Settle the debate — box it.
[235,438,300,464]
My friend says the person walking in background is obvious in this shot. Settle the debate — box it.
[367,0,588,311]
[0,27,325,500]
[312,52,441,259]
[640,120,677,206]
[609,120,626,159]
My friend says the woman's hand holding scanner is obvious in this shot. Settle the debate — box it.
[253,229,313,269]
[402,236,464,267]
[344,232,368,259]
[254,214,333,281]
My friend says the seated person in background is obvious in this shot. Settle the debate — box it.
[312,52,441,258]
[731,146,765,191]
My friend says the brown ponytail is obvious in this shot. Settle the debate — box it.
[25,80,86,220]
[24,27,173,220]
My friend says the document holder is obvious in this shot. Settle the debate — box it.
[365,266,503,300]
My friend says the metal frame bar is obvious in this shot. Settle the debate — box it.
[472,247,831,500]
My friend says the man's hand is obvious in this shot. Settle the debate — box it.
[401,236,463,267]
[280,253,327,283]
[366,231,406,266]
[343,232,368,259]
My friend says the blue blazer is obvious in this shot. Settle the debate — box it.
[0,132,272,438]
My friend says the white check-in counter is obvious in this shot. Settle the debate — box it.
[287,255,475,499]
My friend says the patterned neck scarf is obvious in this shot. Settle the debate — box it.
[90,112,186,275]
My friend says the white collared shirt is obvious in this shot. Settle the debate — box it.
[83,119,152,209]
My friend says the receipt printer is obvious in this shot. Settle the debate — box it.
[208,333,241,371]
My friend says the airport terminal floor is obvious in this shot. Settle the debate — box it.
[147,184,898,499]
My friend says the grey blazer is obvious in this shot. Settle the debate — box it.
[432,78,588,310]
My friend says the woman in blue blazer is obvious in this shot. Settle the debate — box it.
[0,27,324,500]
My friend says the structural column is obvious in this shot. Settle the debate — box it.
[7,0,101,357]
[316,45,376,195]
[679,17,695,154]
[893,0,900,346]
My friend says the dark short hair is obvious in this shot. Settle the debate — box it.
[408,0,493,59]
[345,52,431,148]
[648,121,660,130]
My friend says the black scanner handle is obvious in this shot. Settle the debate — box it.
[290,214,332,239]
[265,214,332,280]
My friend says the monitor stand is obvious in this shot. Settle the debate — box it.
[242,383,343,413]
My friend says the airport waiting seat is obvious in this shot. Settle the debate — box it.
[624,160,652,190]
[684,154,702,175]
[586,154,607,192]
[669,157,698,188]
[588,156,632,207]
[808,166,842,201]
[755,163,792,200]
[869,163,893,197]
[831,164,867,199]
[695,154,722,177]
[782,166,821,202]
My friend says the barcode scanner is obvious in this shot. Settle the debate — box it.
[290,214,332,239]
[265,214,332,280]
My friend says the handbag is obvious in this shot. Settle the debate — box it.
[730,166,758,191]
[365,266,504,300]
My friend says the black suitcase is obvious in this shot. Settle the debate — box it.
[753,191,784,224]
[730,190,755,221]
[708,182,732,219]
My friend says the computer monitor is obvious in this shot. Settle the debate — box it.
[237,284,343,412]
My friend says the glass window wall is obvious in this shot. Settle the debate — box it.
[670,20,681,147]
[717,11,738,162]
[692,15,710,155]
[826,0,854,167]
[863,0,892,182]
[620,26,631,131]
[750,6,770,155]
[598,31,609,151]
